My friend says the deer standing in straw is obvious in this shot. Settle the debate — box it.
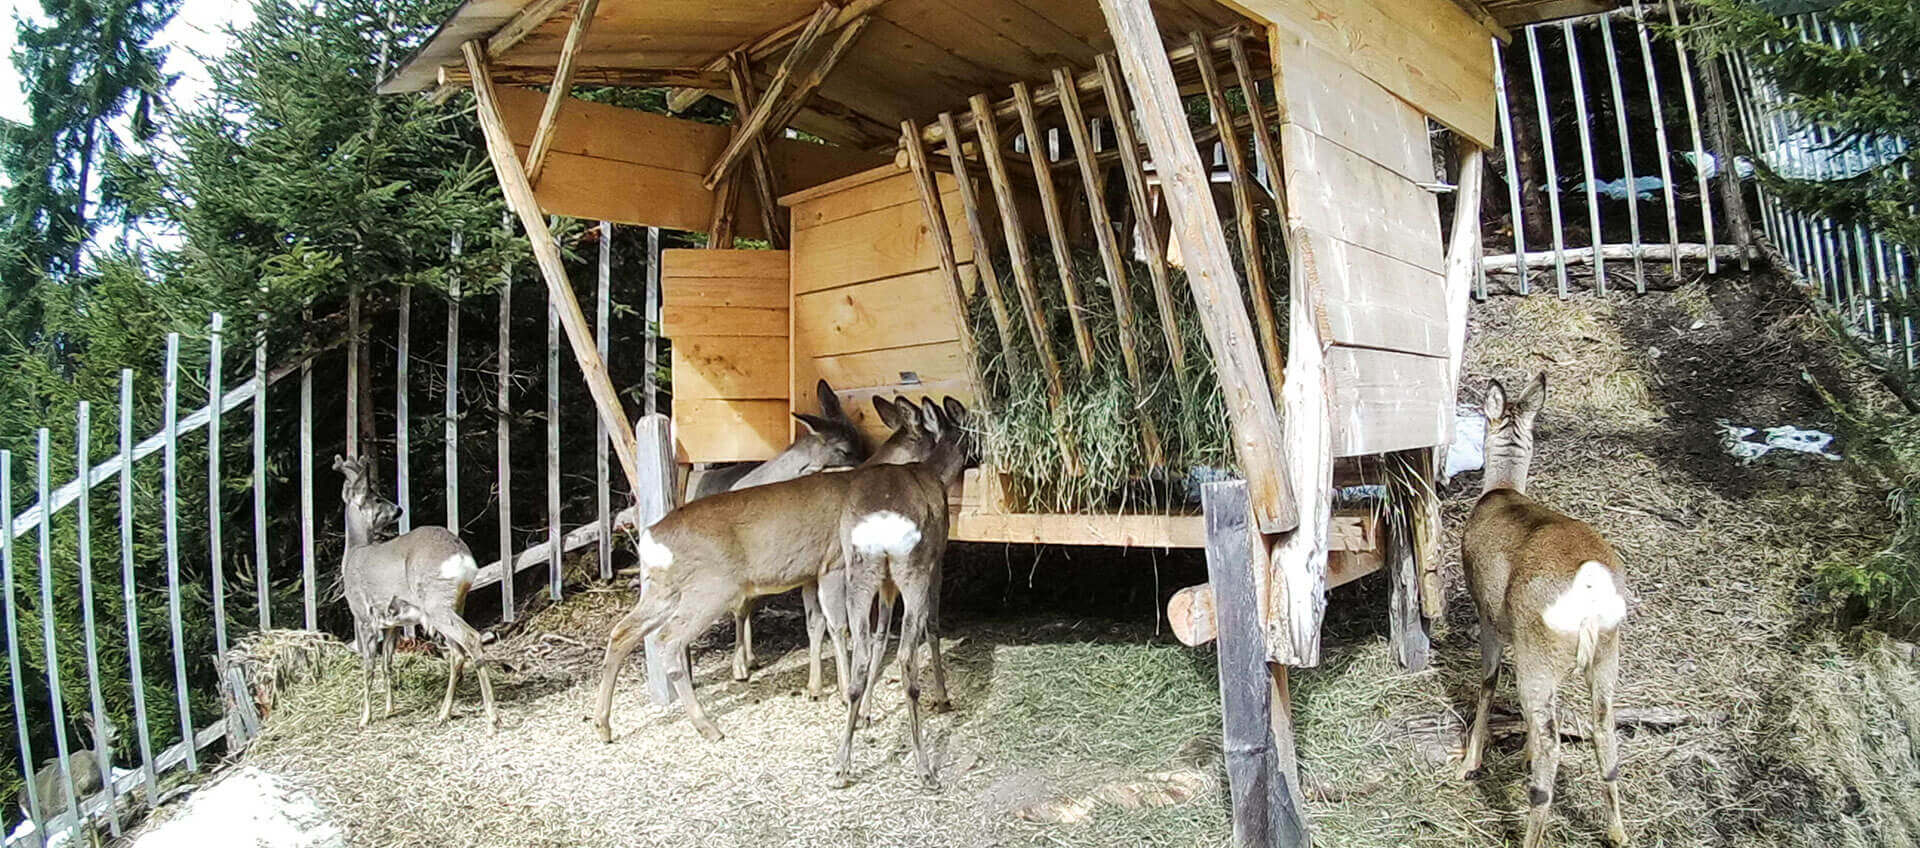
[1458,374,1629,848]
[335,455,498,730]
[594,398,974,789]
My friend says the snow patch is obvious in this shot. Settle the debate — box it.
[132,767,345,848]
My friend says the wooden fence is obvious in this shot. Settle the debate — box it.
[0,224,662,846]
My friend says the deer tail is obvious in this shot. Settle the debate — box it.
[1540,560,1627,670]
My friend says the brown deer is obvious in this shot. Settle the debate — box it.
[593,398,975,784]
[1458,374,1629,848]
[335,455,499,730]
[16,713,115,824]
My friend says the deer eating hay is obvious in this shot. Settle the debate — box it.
[15,713,115,828]
[594,398,975,789]
[1458,374,1630,848]
[334,455,498,730]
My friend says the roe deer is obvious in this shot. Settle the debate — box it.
[1458,374,1629,848]
[16,713,115,822]
[593,398,975,764]
[335,455,499,730]
[833,396,975,789]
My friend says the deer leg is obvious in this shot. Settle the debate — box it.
[896,562,937,790]
[860,588,895,728]
[1588,631,1627,847]
[655,587,733,742]
[437,653,467,722]
[802,583,827,700]
[834,553,884,788]
[594,603,662,743]
[382,629,396,718]
[819,570,853,706]
[731,598,755,682]
[924,560,950,712]
[1515,649,1562,848]
[1458,611,1503,779]
[356,623,375,728]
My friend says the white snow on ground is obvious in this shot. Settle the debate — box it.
[133,767,344,848]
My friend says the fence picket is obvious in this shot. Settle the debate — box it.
[397,286,412,534]
[300,318,317,630]
[497,220,516,622]
[74,401,119,836]
[37,428,81,841]
[120,370,158,798]
[162,334,197,772]
[208,314,228,657]
[2,450,44,831]
[253,321,270,629]
[1492,38,1527,296]
[1564,21,1605,291]
[447,231,463,532]
[1524,26,1570,294]
[596,220,613,581]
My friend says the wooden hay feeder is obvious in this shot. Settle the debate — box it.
[389,0,1598,839]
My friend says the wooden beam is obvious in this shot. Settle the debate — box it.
[701,2,838,191]
[1099,0,1296,535]
[464,40,644,500]
[728,51,786,249]
[524,0,600,187]
[440,64,729,89]
[900,118,989,409]
[936,111,1017,353]
[1055,66,1164,467]
[970,95,1069,408]
[761,15,872,146]
[1099,53,1189,373]
[1433,140,1484,618]
[1011,81,1096,369]
[632,414,678,704]
[666,0,893,113]
[1192,31,1284,407]
[486,0,574,61]
[1228,36,1286,206]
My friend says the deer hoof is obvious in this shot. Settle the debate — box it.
[594,723,614,744]
[927,698,953,714]
[1608,822,1628,847]
[695,723,725,742]
[830,771,853,790]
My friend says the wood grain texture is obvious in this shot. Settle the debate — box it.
[1325,345,1449,456]
[671,338,791,399]
[672,398,791,462]
[1280,125,1444,273]
[793,269,965,356]
[1303,230,1448,357]
[1269,37,1435,183]
[790,191,975,294]
[660,305,789,337]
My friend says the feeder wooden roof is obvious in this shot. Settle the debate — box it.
[385,0,1605,150]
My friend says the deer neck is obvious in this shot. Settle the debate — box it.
[1480,426,1534,495]
[734,448,818,489]
[343,503,376,550]
[925,437,970,487]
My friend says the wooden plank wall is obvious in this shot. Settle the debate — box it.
[786,166,980,445]
[1271,34,1454,457]
[661,249,792,462]
[1222,0,1497,147]
[493,86,885,236]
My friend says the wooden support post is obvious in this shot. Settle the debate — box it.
[207,313,228,658]
[1698,51,1752,272]
[971,92,1068,404]
[1228,36,1286,202]
[161,335,197,771]
[1201,480,1310,848]
[596,221,614,581]
[119,370,158,797]
[701,2,838,190]
[936,111,1016,350]
[1055,66,1164,467]
[708,105,743,250]
[1192,31,1284,405]
[447,233,463,529]
[1436,140,1485,619]
[727,52,786,250]
[1383,452,1431,672]
[496,228,516,622]
[760,15,872,148]
[1667,2,1716,274]
[465,40,644,499]
[1097,2,1297,534]
[1098,53,1188,371]
[645,227,660,416]
[524,0,599,186]
[633,414,678,704]
[900,119,989,400]
[1011,81,1097,369]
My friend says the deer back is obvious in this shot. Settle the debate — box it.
[640,471,857,600]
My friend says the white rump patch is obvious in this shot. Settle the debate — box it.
[637,530,674,576]
[438,552,478,583]
[849,511,922,557]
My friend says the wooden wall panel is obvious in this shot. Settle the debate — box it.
[494,86,886,235]
[1275,40,1436,184]
[1227,0,1497,146]
[793,269,965,356]
[1304,231,1447,358]
[1281,126,1445,273]
[1327,346,1450,456]
[663,249,792,462]
[790,192,977,294]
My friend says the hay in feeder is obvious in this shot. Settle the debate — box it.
[968,206,1289,512]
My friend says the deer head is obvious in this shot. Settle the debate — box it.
[1480,372,1547,494]
[333,454,403,546]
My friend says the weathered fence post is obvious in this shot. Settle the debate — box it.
[75,401,120,836]
[37,428,81,841]
[120,370,159,797]
[633,413,677,704]
[1202,480,1308,848]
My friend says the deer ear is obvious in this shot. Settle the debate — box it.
[793,412,829,434]
[332,454,347,471]
[895,396,922,429]
[944,397,968,427]
[873,396,902,429]
[815,380,849,422]
[1518,372,1548,413]
[1481,380,1508,421]
[919,398,943,434]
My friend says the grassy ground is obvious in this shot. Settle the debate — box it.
[132,271,1920,847]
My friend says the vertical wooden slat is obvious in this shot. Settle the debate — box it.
[120,370,158,797]
[523,0,601,186]
[1011,81,1097,369]
[727,51,787,250]
[1099,4,1297,535]
[1192,31,1284,401]
[596,221,613,582]
[346,292,361,457]
[1563,22,1605,291]
[547,229,563,602]
[1524,26,1569,295]
[1493,38,1529,295]
[971,92,1069,406]
[162,334,197,771]
[1055,65,1164,466]
[1099,53,1189,369]
[900,118,989,402]
[75,401,119,837]
[1,450,43,829]
[397,286,412,534]
[300,318,316,630]
[644,227,661,417]
[1634,0,1680,279]
[1228,36,1286,202]
[935,110,1017,349]
[497,221,516,622]
[447,232,463,531]
[37,428,81,841]
[1599,19,1645,285]
[252,320,270,629]
[1699,55,1751,272]
[207,313,228,658]
[633,414,678,704]
[1667,1,1716,274]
